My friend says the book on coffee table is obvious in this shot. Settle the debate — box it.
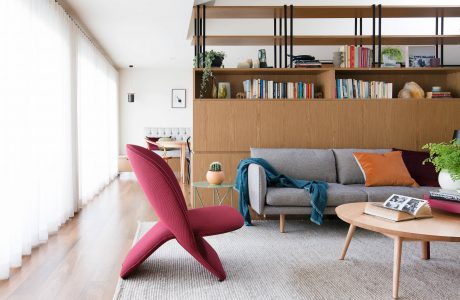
[429,189,460,202]
[364,194,432,222]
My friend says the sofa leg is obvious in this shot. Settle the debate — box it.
[280,214,285,233]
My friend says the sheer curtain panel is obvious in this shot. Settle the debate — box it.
[0,0,118,280]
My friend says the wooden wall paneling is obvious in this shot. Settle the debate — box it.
[303,101,339,148]
[361,100,418,150]
[335,101,364,148]
[417,100,460,148]
[193,100,259,151]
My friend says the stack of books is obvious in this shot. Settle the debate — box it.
[293,60,322,68]
[338,45,373,68]
[336,79,393,99]
[424,189,460,214]
[243,79,315,99]
[426,91,452,99]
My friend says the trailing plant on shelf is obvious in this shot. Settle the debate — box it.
[193,50,225,98]
[423,140,460,190]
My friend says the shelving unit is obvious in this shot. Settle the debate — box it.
[191,5,460,208]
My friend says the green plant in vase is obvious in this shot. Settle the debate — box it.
[423,140,460,191]
[193,50,225,98]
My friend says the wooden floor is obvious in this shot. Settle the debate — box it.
[0,173,190,300]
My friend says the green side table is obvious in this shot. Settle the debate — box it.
[192,181,234,208]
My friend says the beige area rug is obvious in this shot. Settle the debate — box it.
[114,219,460,300]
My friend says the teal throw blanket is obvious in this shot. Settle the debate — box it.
[234,158,328,226]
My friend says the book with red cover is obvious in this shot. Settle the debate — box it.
[423,195,460,214]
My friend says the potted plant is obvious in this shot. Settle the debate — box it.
[206,161,225,185]
[423,140,460,191]
[194,50,225,98]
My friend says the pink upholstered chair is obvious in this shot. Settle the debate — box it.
[121,144,243,280]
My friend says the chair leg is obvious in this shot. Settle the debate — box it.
[280,214,286,233]
[186,236,226,281]
[120,222,174,279]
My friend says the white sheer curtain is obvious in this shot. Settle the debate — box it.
[0,0,118,280]
[77,34,119,205]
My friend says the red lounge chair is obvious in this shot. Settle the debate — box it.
[120,144,243,280]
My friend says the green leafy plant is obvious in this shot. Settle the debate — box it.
[382,47,404,63]
[193,50,225,98]
[422,140,460,180]
[209,161,222,172]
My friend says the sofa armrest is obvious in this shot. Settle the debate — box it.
[248,164,267,214]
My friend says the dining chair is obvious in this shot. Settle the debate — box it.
[121,144,243,280]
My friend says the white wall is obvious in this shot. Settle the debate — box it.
[118,0,460,154]
[119,66,193,154]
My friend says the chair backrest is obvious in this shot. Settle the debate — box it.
[126,144,197,250]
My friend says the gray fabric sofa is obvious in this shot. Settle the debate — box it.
[248,148,436,232]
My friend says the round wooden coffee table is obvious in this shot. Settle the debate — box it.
[336,202,460,299]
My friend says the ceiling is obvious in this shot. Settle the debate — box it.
[63,0,195,69]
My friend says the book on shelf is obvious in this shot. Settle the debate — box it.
[293,60,322,68]
[364,194,432,222]
[338,45,373,68]
[429,189,460,202]
[336,78,392,99]
[242,79,315,100]
[426,91,452,99]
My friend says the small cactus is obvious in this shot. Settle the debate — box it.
[209,161,222,172]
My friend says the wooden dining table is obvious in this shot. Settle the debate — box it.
[156,140,188,184]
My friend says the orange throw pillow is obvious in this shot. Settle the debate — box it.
[353,151,419,187]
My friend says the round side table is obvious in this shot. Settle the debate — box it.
[191,181,234,208]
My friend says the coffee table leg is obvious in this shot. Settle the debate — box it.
[393,236,403,299]
[339,224,356,260]
[421,241,430,260]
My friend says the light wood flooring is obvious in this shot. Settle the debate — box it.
[0,173,190,300]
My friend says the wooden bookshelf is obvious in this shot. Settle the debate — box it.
[191,4,460,208]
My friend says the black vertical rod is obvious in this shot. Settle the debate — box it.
[378,4,382,67]
[274,17,277,68]
[290,5,293,68]
[279,14,282,68]
[435,17,439,58]
[441,16,444,66]
[354,18,358,46]
[359,18,363,47]
[284,5,287,68]
[202,5,206,59]
[196,5,201,67]
[372,4,376,67]
[194,7,197,58]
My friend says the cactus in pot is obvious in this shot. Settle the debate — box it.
[206,162,225,185]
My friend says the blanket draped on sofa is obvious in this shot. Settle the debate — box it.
[234,158,329,226]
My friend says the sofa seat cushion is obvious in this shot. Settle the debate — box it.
[266,183,368,207]
[351,184,436,202]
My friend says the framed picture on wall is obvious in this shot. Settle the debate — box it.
[172,89,186,108]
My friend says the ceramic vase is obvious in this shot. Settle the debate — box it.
[206,171,225,185]
[438,169,460,191]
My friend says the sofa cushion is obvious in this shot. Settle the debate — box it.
[353,151,419,187]
[351,184,435,202]
[333,149,390,184]
[266,183,368,207]
[393,148,439,187]
[251,148,336,182]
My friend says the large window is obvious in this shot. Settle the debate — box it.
[0,0,118,280]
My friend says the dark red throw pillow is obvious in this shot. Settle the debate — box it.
[392,148,439,187]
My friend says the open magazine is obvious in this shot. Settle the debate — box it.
[364,194,432,222]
